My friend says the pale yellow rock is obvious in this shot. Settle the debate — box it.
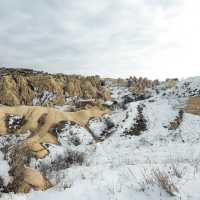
[34,149,49,159]
[0,105,109,136]
[23,167,52,190]
[0,73,111,106]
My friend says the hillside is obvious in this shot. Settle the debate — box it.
[1,75,200,199]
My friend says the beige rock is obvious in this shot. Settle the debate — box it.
[0,73,111,106]
[23,167,52,190]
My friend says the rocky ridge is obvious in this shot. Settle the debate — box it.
[0,68,110,106]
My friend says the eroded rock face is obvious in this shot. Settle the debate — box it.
[127,76,159,93]
[5,144,52,193]
[0,105,108,193]
[0,68,111,106]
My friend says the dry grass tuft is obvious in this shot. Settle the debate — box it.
[170,163,182,178]
[141,168,178,196]
[167,110,184,130]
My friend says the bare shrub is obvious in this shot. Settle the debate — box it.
[49,121,76,137]
[0,176,5,192]
[100,118,115,139]
[141,168,178,196]
[5,145,34,193]
[0,145,10,156]
[170,163,182,178]
[167,110,184,130]
[39,150,84,176]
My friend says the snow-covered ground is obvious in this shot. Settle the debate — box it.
[1,78,200,200]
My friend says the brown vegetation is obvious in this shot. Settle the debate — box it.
[141,168,178,196]
[185,96,200,115]
[125,104,147,136]
[168,110,184,130]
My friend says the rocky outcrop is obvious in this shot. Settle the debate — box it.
[6,145,52,193]
[0,105,109,193]
[0,105,109,169]
[104,76,159,94]
[127,76,159,93]
[0,68,111,106]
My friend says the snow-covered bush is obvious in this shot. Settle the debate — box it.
[87,117,115,140]
[133,92,152,101]
[38,150,84,176]
[33,91,56,106]
[125,104,147,136]
[49,121,76,137]
[5,115,27,133]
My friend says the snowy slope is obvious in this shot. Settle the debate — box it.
[165,77,200,97]
[1,78,200,200]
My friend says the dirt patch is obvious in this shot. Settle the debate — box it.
[37,113,48,129]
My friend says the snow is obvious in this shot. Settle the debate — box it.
[56,122,94,147]
[33,91,56,106]
[0,132,31,149]
[2,78,200,199]
[0,151,11,186]
[166,76,200,97]
[111,86,131,100]
[6,115,27,132]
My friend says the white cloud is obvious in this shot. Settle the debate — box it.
[0,0,199,80]
[143,0,200,79]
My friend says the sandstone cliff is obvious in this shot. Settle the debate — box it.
[0,68,110,106]
[127,76,160,93]
[103,76,159,93]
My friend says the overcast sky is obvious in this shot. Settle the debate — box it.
[0,0,200,80]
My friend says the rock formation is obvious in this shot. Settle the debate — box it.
[0,68,111,106]
[127,76,159,93]
[0,105,109,193]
